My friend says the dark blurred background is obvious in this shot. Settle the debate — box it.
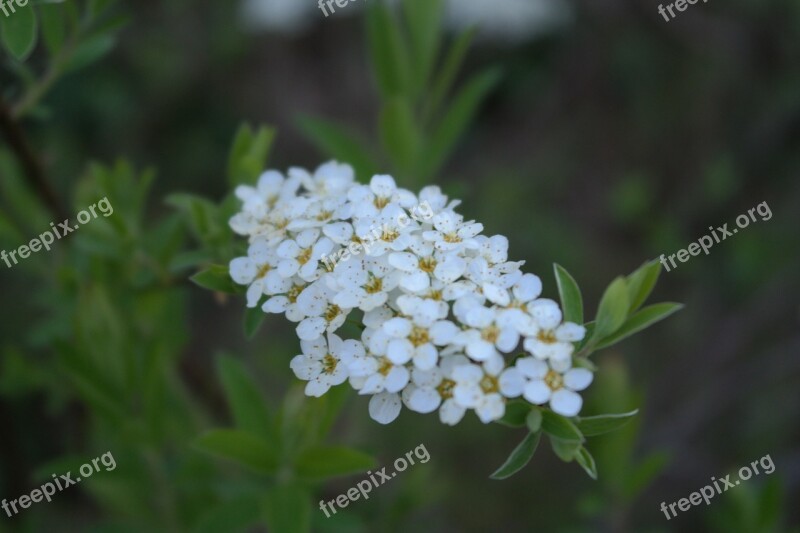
[1,0,799,531]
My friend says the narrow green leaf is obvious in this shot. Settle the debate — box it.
[575,409,638,437]
[553,263,583,324]
[575,447,598,480]
[264,483,311,533]
[38,4,66,54]
[421,67,501,179]
[402,0,443,93]
[624,451,671,498]
[425,27,476,122]
[366,3,410,97]
[591,277,630,341]
[595,303,683,350]
[191,265,244,294]
[295,116,379,179]
[380,97,419,173]
[227,124,275,187]
[549,436,581,462]
[541,410,584,443]
[218,356,275,438]
[625,260,661,312]
[490,431,541,480]
[63,33,116,72]
[497,400,530,428]
[294,446,376,481]
[194,430,278,475]
[1,4,38,61]
[526,409,543,433]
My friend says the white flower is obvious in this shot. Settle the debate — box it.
[377,314,458,371]
[521,299,586,361]
[405,355,470,425]
[262,279,314,322]
[290,161,355,199]
[518,357,593,417]
[294,282,351,341]
[388,237,467,293]
[229,239,291,307]
[422,210,483,252]
[353,203,418,257]
[290,333,360,397]
[276,229,334,282]
[452,305,519,361]
[348,174,417,218]
[349,353,410,395]
[451,362,526,423]
[329,256,400,312]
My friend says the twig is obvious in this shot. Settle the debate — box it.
[0,96,67,221]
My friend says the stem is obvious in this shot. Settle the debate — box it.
[0,96,67,221]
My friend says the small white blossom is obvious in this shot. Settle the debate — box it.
[518,357,593,417]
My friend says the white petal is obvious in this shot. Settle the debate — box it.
[452,364,482,383]
[386,338,413,365]
[383,317,413,338]
[229,257,256,284]
[466,340,495,361]
[523,380,551,404]
[498,368,525,398]
[527,299,563,329]
[408,388,441,414]
[304,378,330,397]
[516,357,548,378]
[439,399,466,426]
[550,389,583,417]
[513,273,542,302]
[412,344,438,371]
[434,255,466,283]
[411,367,442,388]
[368,392,402,424]
[383,365,410,393]
[475,394,505,423]
[276,240,300,259]
[564,368,594,391]
[388,252,418,272]
[296,317,326,341]
[556,322,587,342]
[495,328,519,353]
[429,321,458,345]
[483,283,510,306]
[290,355,320,380]
[453,384,481,408]
[399,271,430,293]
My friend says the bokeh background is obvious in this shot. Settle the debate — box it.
[1,0,798,531]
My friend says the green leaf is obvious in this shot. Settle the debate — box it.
[541,410,584,443]
[63,33,116,72]
[526,409,543,433]
[194,429,278,475]
[295,116,379,179]
[1,3,38,61]
[497,400,530,428]
[243,306,267,339]
[490,431,541,480]
[218,356,275,439]
[295,446,376,481]
[553,263,583,324]
[38,3,65,54]
[575,409,639,437]
[549,436,582,462]
[380,97,419,173]
[264,483,311,533]
[595,303,683,350]
[625,260,661,312]
[624,451,670,498]
[366,3,410,98]
[191,265,243,294]
[402,0,443,93]
[425,27,476,122]
[421,67,501,179]
[227,124,276,187]
[575,446,598,480]
[591,277,630,341]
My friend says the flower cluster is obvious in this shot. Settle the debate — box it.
[229,162,592,424]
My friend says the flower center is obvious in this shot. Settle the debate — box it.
[481,324,500,344]
[426,289,443,301]
[437,378,456,400]
[479,374,499,394]
[316,210,333,221]
[324,304,342,322]
[381,228,399,242]
[297,247,313,265]
[274,218,289,230]
[322,354,338,375]
[544,370,563,391]
[378,357,393,376]
[443,232,462,244]
[408,326,430,347]
[287,284,304,303]
[537,330,556,344]
[256,263,272,279]
[418,256,437,273]
[364,274,383,294]
[374,196,391,209]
